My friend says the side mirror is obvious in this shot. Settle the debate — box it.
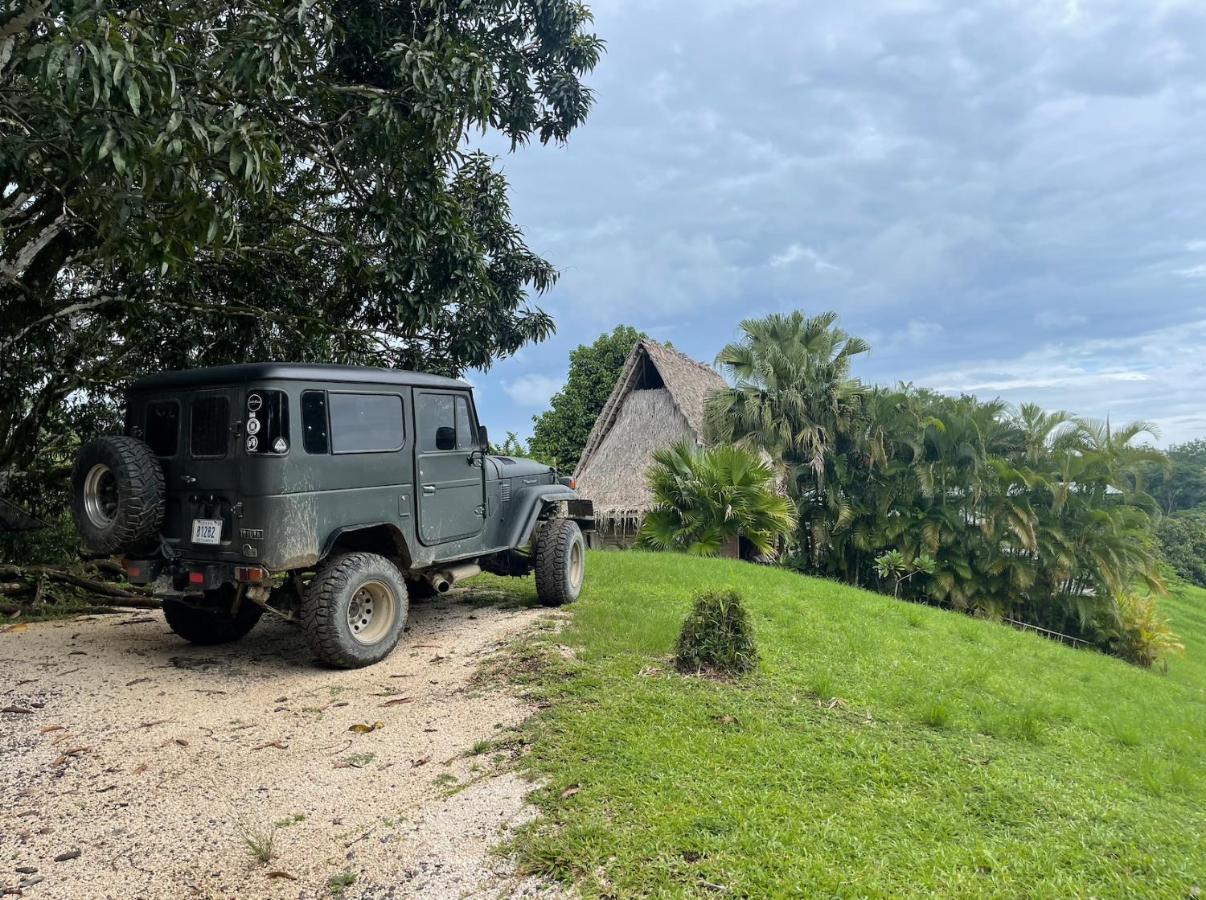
[435,426,456,451]
[477,425,489,449]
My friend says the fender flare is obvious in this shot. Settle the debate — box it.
[318,522,413,568]
[506,487,581,549]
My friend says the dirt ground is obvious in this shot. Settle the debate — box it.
[0,589,558,899]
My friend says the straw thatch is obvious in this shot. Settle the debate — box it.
[574,340,727,541]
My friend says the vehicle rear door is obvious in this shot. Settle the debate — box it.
[171,388,241,559]
[414,391,484,546]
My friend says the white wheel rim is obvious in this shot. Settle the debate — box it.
[569,539,584,589]
[346,580,396,645]
[83,463,119,528]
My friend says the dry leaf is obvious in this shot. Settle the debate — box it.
[348,721,384,734]
[411,754,431,767]
[266,871,298,881]
[39,725,65,734]
[2,705,33,714]
[380,697,415,708]
[132,763,149,775]
[252,740,288,751]
[0,623,28,634]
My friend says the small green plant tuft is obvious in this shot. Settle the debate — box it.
[921,700,951,729]
[327,871,357,897]
[238,823,277,865]
[675,589,759,677]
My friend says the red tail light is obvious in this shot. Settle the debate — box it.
[188,572,205,585]
[235,566,267,583]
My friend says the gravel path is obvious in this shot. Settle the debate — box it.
[0,590,556,899]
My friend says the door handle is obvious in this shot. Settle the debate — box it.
[422,485,436,494]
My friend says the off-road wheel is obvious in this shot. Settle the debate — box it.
[163,588,264,646]
[534,518,585,607]
[70,436,165,555]
[301,553,408,668]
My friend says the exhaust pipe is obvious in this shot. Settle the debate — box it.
[424,563,481,594]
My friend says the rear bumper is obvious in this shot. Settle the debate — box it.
[123,558,269,593]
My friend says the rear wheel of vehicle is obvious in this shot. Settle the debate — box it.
[534,519,585,607]
[301,553,408,668]
[163,589,264,646]
[70,436,165,555]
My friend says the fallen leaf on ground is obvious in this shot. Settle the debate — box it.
[53,849,81,862]
[266,871,297,881]
[348,721,384,734]
[39,725,65,734]
[380,697,415,707]
[0,623,27,634]
[2,706,33,714]
[252,741,288,751]
[125,678,151,687]
[132,763,149,775]
[411,755,431,767]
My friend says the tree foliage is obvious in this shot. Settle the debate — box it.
[528,324,644,471]
[705,310,1176,663]
[640,441,796,559]
[0,0,602,492]
[1141,439,1206,514]
[1157,511,1206,588]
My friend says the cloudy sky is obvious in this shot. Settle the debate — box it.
[470,0,1206,447]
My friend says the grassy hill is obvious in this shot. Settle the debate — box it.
[477,552,1205,898]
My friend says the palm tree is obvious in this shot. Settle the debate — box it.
[704,311,870,476]
[639,442,797,559]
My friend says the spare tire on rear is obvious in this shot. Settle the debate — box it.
[70,436,165,554]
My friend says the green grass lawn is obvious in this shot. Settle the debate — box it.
[476,552,1205,898]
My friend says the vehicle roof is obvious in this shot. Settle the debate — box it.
[129,363,470,392]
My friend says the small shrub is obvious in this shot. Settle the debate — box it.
[675,590,759,676]
[1108,593,1184,669]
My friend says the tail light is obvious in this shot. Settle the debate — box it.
[235,566,267,583]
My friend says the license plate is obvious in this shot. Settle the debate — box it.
[191,519,223,545]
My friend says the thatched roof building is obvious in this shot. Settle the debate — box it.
[574,339,727,544]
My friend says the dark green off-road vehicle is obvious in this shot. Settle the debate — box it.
[70,364,592,668]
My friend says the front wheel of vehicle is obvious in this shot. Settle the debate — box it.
[301,553,409,668]
[163,589,264,646]
[534,519,585,607]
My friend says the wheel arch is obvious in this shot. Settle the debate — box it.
[319,523,413,570]
[505,487,583,549]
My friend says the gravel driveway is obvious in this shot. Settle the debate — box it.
[0,589,554,899]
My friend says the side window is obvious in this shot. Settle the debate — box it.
[190,396,229,458]
[454,396,475,450]
[244,390,289,455]
[329,393,404,453]
[145,401,180,457]
[417,393,455,452]
[301,391,329,454]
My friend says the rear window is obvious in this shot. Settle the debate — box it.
[190,396,229,457]
[330,393,404,454]
[301,391,329,454]
[244,390,289,455]
[145,401,180,457]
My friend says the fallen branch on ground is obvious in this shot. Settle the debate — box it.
[0,562,159,617]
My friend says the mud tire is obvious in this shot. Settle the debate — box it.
[301,552,408,668]
[163,589,263,646]
[70,436,165,555]
[534,519,585,607]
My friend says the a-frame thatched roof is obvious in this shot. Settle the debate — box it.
[574,340,727,518]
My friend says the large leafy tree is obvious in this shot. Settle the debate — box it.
[0,0,603,490]
[528,324,644,471]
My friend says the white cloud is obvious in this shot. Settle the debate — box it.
[502,373,564,408]
[769,242,842,272]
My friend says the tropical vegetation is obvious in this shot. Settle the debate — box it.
[478,552,1205,898]
[702,310,1177,665]
[638,442,796,559]
[528,325,646,471]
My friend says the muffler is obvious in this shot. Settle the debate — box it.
[424,563,481,593]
